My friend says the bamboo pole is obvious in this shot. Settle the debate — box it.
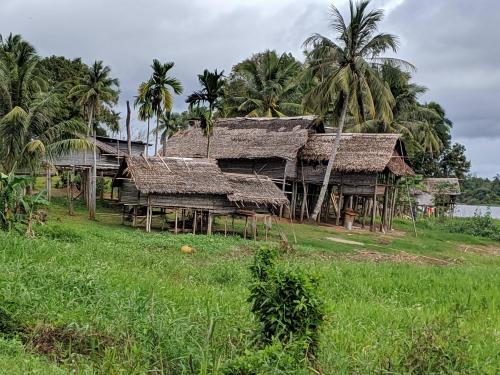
[207,212,213,235]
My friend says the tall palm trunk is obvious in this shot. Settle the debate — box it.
[87,106,96,220]
[145,118,150,156]
[310,94,349,221]
[154,115,160,155]
[163,134,169,156]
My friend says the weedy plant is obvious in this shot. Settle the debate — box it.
[224,246,325,374]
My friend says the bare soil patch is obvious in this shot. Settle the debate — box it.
[458,245,500,256]
[342,250,453,266]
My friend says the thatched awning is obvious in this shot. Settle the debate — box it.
[225,173,289,206]
[164,116,315,160]
[118,156,232,195]
[301,133,414,176]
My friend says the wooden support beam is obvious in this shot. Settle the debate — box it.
[174,209,178,234]
[371,176,378,231]
[336,183,343,226]
[207,212,213,235]
[224,216,228,237]
[244,216,248,239]
[46,167,52,202]
[381,186,389,233]
[193,210,197,234]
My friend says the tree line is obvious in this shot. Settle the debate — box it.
[1,0,473,218]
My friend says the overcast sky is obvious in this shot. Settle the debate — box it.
[1,0,498,177]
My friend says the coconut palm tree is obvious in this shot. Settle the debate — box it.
[186,69,225,156]
[303,0,413,221]
[156,112,188,155]
[228,50,303,117]
[0,34,87,173]
[69,61,119,219]
[138,59,183,155]
[134,82,153,155]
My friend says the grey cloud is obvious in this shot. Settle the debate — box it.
[0,0,498,176]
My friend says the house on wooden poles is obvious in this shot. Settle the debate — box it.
[412,177,460,216]
[45,136,148,201]
[164,116,415,231]
[112,156,288,237]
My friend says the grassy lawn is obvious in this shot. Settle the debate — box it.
[0,198,499,374]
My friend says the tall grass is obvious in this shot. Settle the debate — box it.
[0,202,498,373]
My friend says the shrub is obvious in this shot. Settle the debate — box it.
[248,247,325,359]
[447,211,500,241]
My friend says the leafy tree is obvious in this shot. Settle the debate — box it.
[439,143,470,179]
[225,50,303,117]
[0,34,87,173]
[69,61,119,219]
[137,59,183,155]
[303,0,411,221]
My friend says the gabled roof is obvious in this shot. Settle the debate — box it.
[164,116,315,160]
[117,156,231,195]
[114,156,289,206]
[300,133,414,176]
[225,173,289,206]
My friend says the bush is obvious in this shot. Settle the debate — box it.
[447,211,500,241]
[248,247,325,358]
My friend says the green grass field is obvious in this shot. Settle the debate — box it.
[0,199,499,374]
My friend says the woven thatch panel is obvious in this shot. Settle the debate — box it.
[123,156,231,195]
[225,173,289,206]
[164,116,314,160]
[218,158,287,179]
[301,133,413,175]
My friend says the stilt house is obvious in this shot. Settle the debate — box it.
[112,156,288,234]
[164,117,415,231]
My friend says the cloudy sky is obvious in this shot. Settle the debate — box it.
[1,0,498,177]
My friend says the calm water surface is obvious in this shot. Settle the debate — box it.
[453,204,500,219]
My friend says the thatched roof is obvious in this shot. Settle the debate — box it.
[300,133,414,176]
[164,116,315,160]
[118,156,231,195]
[422,178,460,195]
[225,173,289,206]
[115,156,288,206]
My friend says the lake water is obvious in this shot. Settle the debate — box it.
[453,204,500,219]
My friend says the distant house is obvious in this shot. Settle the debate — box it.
[412,178,460,215]
[113,156,288,234]
[164,117,415,231]
[44,136,148,201]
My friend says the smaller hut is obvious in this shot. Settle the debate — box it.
[113,156,288,236]
[413,177,460,216]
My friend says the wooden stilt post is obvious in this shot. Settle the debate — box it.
[244,216,248,239]
[100,170,104,200]
[252,215,257,240]
[381,185,389,233]
[336,182,343,226]
[174,209,178,234]
[371,176,378,232]
[182,209,186,232]
[193,210,197,234]
[264,216,269,241]
[361,198,367,229]
[207,212,213,235]
[280,162,287,218]
[389,184,397,230]
[132,206,137,227]
[224,216,228,237]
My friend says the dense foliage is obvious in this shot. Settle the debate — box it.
[446,211,500,241]
[459,175,500,206]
